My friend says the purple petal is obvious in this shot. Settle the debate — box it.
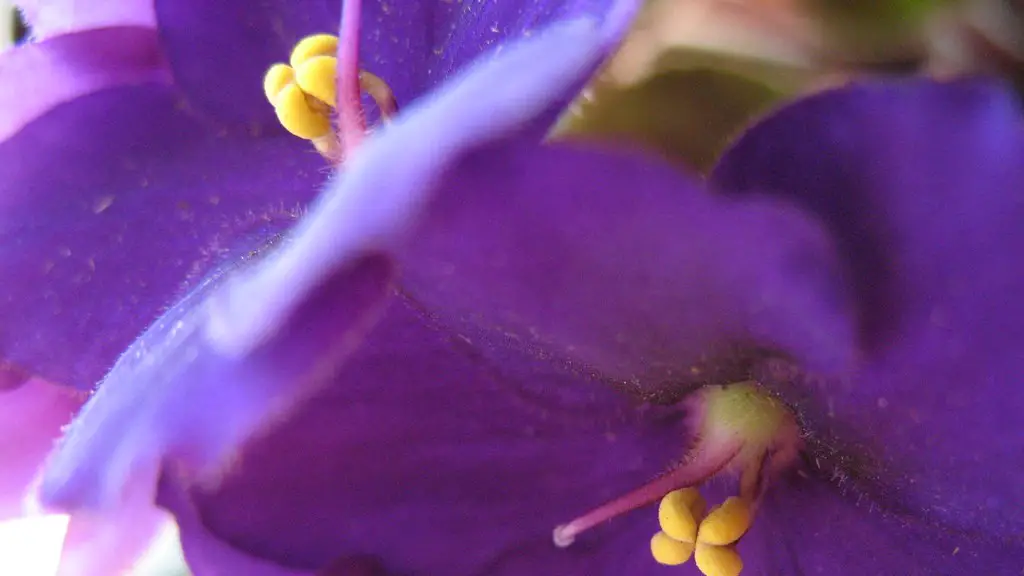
[735,475,1022,574]
[0,83,325,388]
[39,252,392,514]
[152,0,635,126]
[39,20,660,572]
[360,0,637,114]
[15,0,155,39]
[161,469,313,576]
[391,142,855,393]
[162,296,687,574]
[0,378,81,519]
[154,0,340,128]
[39,14,611,514]
[0,26,170,142]
[206,18,616,355]
[712,79,1024,547]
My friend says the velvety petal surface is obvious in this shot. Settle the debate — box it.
[0,26,170,142]
[0,83,325,389]
[152,0,635,127]
[166,294,687,575]
[153,0,340,128]
[729,474,1024,575]
[396,140,855,396]
[712,79,1024,553]
[15,0,155,39]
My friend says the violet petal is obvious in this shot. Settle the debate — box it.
[395,139,856,393]
[165,295,687,574]
[0,84,324,388]
[712,78,1024,545]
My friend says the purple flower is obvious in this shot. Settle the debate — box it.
[4,1,1023,576]
[0,0,634,572]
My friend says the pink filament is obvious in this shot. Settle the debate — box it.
[552,438,743,547]
[337,0,366,151]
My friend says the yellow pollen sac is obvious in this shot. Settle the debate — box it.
[290,33,339,68]
[697,497,752,546]
[273,83,331,139]
[295,55,338,106]
[658,488,705,542]
[263,63,295,106]
[695,542,744,576]
[650,532,695,566]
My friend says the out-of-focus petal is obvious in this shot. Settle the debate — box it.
[162,295,686,575]
[0,515,68,575]
[712,79,1024,548]
[151,0,636,127]
[14,0,154,39]
[54,475,172,576]
[396,141,854,396]
[0,26,170,142]
[0,378,81,519]
[360,0,638,116]
[161,470,313,576]
[0,83,324,389]
[39,251,392,514]
[0,381,168,576]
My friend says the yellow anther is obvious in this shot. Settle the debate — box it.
[295,55,338,106]
[273,83,331,139]
[650,532,695,566]
[263,63,295,106]
[290,34,339,68]
[658,488,705,542]
[697,497,752,546]
[695,543,743,576]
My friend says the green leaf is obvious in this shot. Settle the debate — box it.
[555,68,783,174]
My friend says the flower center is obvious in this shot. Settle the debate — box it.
[262,0,398,164]
[553,382,801,576]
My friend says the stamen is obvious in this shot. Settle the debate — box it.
[696,496,752,546]
[289,34,339,68]
[694,543,744,576]
[359,71,399,119]
[295,56,338,106]
[650,531,695,566]
[336,0,366,150]
[262,0,401,164]
[551,382,801,575]
[263,64,296,106]
[658,487,705,542]
[273,83,331,139]
[552,439,742,548]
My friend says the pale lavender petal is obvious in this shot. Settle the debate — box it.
[0,378,81,519]
[15,0,155,39]
[0,27,170,142]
